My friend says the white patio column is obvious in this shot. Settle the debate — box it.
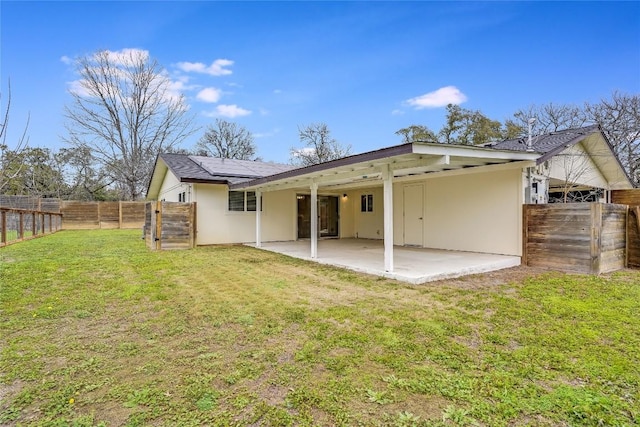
[255,189,262,248]
[382,164,394,272]
[310,181,318,259]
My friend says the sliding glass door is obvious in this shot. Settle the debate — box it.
[297,195,339,239]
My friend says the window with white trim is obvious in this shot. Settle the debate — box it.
[228,191,261,212]
[361,194,373,212]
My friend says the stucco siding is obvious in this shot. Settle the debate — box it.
[548,142,609,189]
[353,187,384,239]
[193,184,296,245]
[158,170,189,202]
[422,168,522,255]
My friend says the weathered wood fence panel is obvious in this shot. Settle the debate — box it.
[523,203,628,274]
[627,207,640,268]
[611,189,640,268]
[611,189,640,206]
[61,201,146,230]
[144,201,196,250]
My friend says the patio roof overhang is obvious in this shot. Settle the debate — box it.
[230,142,539,192]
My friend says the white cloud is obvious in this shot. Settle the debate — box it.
[176,59,233,76]
[273,89,282,94]
[203,104,251,118]
[196,87,222,103]
[405,86,467,109]
[60,55,73,65]
[101,48,150,65]
[391,109,404,116]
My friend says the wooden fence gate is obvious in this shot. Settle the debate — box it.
[144,201,196,250]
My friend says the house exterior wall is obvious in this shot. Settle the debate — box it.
[421,168,523,256]
[192,184,296,245]
[548,142,609,189]
[157,170,191,202]
[339,193,355,238]
[353,187,384,239]
[343,168,523,256]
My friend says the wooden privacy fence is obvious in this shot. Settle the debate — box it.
[523,203,628,274]
[61,201,146,229]
[0,207,63,247]
[144,201,196,250]
[611,189,640,268]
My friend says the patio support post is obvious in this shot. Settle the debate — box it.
[255,189,262,248]
[383,164,394,272]
[310,181,318,259]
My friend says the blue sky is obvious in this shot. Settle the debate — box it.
[1,1,639,164]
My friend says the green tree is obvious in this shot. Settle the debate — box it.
[439,104,504,145]
[1,147,67,197]
[395,125,438,144]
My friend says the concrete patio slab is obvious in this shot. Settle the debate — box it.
[249,239,521,284]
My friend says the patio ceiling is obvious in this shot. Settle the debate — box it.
[230,142,539,192]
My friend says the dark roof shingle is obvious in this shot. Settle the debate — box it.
[159,153,294,184]
[489,124,601,154]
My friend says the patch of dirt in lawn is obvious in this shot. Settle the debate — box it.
[0,379,24,411]
[426,265,550,290]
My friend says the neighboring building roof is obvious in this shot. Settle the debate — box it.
[488,124,602,160]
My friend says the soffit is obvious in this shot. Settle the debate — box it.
[231,143,539,192]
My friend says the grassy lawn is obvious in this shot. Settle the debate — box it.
[1,230,638,426]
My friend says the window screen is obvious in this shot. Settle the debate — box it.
[246,191,256,211]
[228,191,245,211]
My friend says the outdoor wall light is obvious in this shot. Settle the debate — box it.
[343,194,348,198]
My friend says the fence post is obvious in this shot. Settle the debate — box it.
[155,201,162,250]
[590,203,603,274]
[1,209,6,244]
[32,212,36,236]
[119,201,123,229]
[19,211,24,239]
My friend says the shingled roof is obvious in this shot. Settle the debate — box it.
[488,124,602,161]
[160,154,294,185]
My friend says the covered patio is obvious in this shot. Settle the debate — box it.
[249,239,521,284]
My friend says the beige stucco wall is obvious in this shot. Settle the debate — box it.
[421,168,523,255]
[157,170,192,202]
[193,184,296,245]
[353,187,384,239]
[339,192,355,238]
[548,142,609,189]
[345,169,522,256]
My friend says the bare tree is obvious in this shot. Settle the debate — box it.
[550,147,597,203]
[64,49,196,200]
[512,103,588,136]
[0,81,30,194]
[586,92,640,186]
[195,119,257,159]
[290,122,351,166]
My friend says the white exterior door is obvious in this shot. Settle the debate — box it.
[403,184,424,246]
